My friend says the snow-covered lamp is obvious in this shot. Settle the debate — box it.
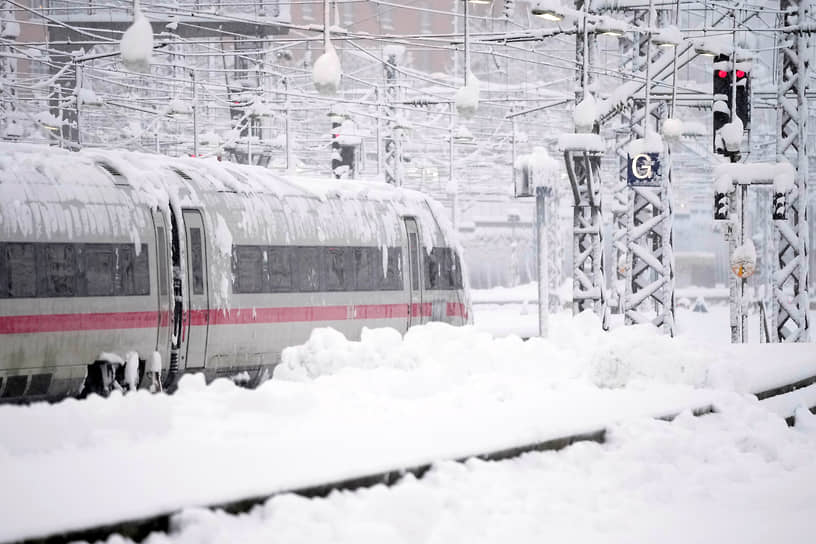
[652,25,681,47]
[532,0,565,21]
[573,92,597,133]
[34,111,62,131]
[76,87,104,107]
[595,17,627,37]
[692,38,724,57]
[718,117,743,153]
[313,40,342,95]
[661,117,683,141]
[455,71,480,119]
[120,1,153,73]
[167,98,193,116]
[452,125,475,143]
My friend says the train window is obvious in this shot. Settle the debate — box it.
[42,244,76,297]
[190,228,204,295]
[297,247,321,292]
[0,244,6,298]
[353,247,380,290]
[84,246,115,296]
[268,247,293,292]
[382,247,403,290]
[453,251,463,289]
[325,248,351,291]
[425,248,460,290]
[408,233,420,291]
[116,245,150,296]
[232,245,266,293]
[425,247,443,290]
[156,227,168,296]
[134,245,149,295]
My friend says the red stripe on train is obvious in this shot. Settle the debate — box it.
[446,302,468,319]
[0,311,160,334]
[0,302,451,334]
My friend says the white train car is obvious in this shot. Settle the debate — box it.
[0,144,470,401]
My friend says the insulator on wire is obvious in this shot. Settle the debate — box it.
[504,0,515,19]
[773,192,787,220]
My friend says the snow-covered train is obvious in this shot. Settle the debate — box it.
[0,144,469,402]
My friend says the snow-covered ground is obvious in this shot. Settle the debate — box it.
[1,301,815,542]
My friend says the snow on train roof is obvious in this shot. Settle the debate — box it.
[0,143,425,201]
[0,144,458,253]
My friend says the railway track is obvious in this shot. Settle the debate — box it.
[14,376,816,544]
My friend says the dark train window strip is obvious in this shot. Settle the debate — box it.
[0,242,149,299]
[1,375,27,398]
[232,246,405,294]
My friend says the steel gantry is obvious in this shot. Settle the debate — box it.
[383,47,405,187]
[607,5,677,335]
[774,0,811,342]
[0,1,19,140]
[563,1,609,327]
[563,135,609,326]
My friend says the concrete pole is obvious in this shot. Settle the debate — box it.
[670,0,680,117]
[643,0,654,131]
[463,0,470,82]
[323,0,330,50]
[192,69,199,157]
[284,77,293,171]
[537,186,550,337]
[74,63,82,148]
[449,102,457,229]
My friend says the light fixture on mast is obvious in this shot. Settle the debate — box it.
[532,0,565,21]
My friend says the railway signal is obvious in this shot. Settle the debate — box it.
[712,54,751,155]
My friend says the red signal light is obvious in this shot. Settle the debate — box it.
[736,70,746,78]
[717,70,728,78]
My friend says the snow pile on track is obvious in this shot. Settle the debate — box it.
[276,311,743,391]
[133,400,816,544]
[1,310,815,542]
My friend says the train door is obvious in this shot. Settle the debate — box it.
[152,210,172,356]
[182,209,209,368]
[404,217,424,328]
